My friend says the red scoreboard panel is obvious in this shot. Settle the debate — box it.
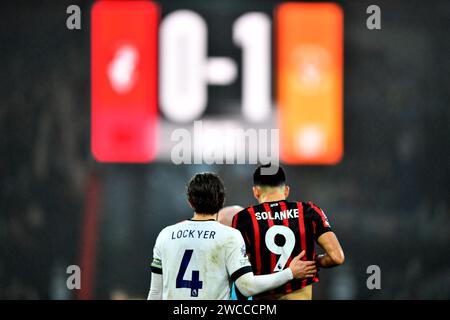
[91,1,158,162]
[90,1,343,164]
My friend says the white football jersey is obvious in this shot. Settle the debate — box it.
[150,219,252,300]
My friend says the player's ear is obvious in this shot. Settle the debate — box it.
[187,200,194,210]
[284,185,290,198]
[252,186,260,200]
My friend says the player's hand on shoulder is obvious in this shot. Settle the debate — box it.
[289,250,317,279]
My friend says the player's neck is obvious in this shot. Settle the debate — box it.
[259,194,286,203]
[191,213,217,221]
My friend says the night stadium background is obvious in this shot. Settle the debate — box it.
[1,0,450,299]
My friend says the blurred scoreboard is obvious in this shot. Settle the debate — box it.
[91,0,343,164]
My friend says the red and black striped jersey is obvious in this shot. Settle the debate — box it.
[231,200,332,298]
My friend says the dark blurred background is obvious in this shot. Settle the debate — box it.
[1,0,450,299]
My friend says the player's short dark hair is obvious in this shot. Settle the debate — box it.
[187,173,225,214]
[253,164,286,187]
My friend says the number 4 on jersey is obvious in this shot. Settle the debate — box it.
[176,249,203,297]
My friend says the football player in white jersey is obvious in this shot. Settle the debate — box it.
[148,173,317,300]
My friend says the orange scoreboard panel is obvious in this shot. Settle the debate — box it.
[276,3,343,164]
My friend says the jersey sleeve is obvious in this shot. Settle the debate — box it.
[225,230,253,282]
[232,210,251,252]
[307,201,332,240]
[150,229,165,274]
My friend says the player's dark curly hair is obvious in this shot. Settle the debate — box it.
[187,173,225,214]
